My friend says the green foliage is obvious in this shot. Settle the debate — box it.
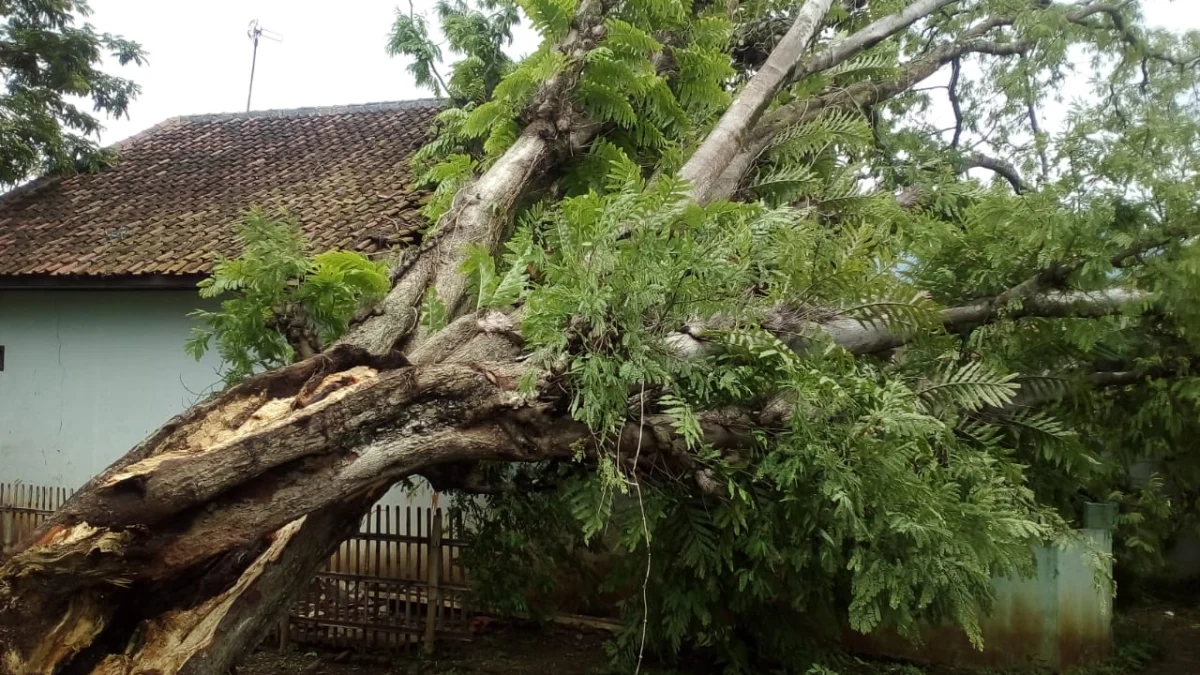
[384,0,1200,672]
[453,469,603,620]
[516,0,576,41]
[508,147,1057,669]
[186,209,389,385]
[387,5,445,96]
[0,0,146,185]
[388,0,518,102]
[406,0,736,221]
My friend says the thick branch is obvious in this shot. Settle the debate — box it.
[680,0,837,204]
[820,289,1151,354]
[792,0,962,85]
[667,287,1152,361]
[342,0,611,356]
[958,152,1031,194]
[712,0,1134,200]
[711,24,1029,199]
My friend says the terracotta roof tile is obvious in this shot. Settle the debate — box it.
[0,100,441,277]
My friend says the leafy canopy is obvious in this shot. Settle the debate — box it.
[384,0,1200,671]
[0,0,145,185]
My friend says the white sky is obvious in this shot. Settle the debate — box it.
[85,0,1200,145]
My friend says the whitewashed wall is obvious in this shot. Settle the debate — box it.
[0,289,224,487]
[0,288,434,508]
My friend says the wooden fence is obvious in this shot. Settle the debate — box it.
[0,483,71,552]
[0,482,472,652]
[288,505,472,651]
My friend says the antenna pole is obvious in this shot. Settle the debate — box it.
[246,23,261,112]
[245,20,281,112]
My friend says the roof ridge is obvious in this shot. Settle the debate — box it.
[0,98,445,209]
[174,99,445,124]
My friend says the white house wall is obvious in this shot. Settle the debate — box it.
[0,289,436,511]
[0,289,227,488]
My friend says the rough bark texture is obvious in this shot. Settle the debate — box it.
[0,1,1160,673]
[0,347,586,674]
[0,1,627,665]
[0,342,748,673]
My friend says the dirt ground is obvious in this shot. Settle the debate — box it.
[1109,601,1200,675]
[240,624,611,675]
[239,598,1200,675]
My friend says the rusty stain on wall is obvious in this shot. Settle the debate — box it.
[844,528,1113,672]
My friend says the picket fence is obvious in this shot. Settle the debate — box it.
[0,482,472,652]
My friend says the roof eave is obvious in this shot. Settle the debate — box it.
[0,273,206,290]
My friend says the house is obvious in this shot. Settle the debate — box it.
[0,100,440,493]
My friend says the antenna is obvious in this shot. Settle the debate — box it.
[246,19,283,112]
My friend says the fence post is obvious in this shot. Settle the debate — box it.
[1,508,12,552]
[423,510,443,655]
[1,483,12,552]
[277,614,290,651]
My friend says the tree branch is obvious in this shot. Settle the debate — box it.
[958,152,1031,194]
[680,0,837,204]
[1022,63,1051,180]
[666,285,1152,361]
[1070,1,1200,69]
[713,0,1145,201]
[342,0,613,355]
[1110,227,1198,268]
[949,57,964,148]
[790,0,963,86]
[711,21,1030,200]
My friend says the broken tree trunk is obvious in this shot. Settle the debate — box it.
[1,0,1139,671]
[0,348,580,674]
[0,339,767,674]
[0,1,627,670]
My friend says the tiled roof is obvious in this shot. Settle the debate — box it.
[0,100,442,278]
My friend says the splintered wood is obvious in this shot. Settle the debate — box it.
[0,485,472,653]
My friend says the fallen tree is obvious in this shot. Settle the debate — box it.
[3,0,1200,673]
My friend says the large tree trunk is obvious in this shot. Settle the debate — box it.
[0,1,1146,672]
[2,1,621,671]
[0,338,775,674]
[0,348,581,674]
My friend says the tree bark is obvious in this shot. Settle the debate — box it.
[680,0,837,204]
[0,1,1164,673]
[0,349,589,674]
[666,288,1153,359]
[0,2,619,665]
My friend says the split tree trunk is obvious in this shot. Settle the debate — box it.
[0,349,584,674]
[0,1,1136,672]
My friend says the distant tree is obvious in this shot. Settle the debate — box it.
[0,0,145,185]
[387,0,518,103]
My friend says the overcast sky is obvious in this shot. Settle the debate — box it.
[86,0,1200,145]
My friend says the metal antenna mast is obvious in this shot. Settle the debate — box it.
[246,20,283,112]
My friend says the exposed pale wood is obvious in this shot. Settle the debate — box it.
[681,0,837,204]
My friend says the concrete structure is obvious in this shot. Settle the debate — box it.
[0,289,223,488]
[845,505,1116,672]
